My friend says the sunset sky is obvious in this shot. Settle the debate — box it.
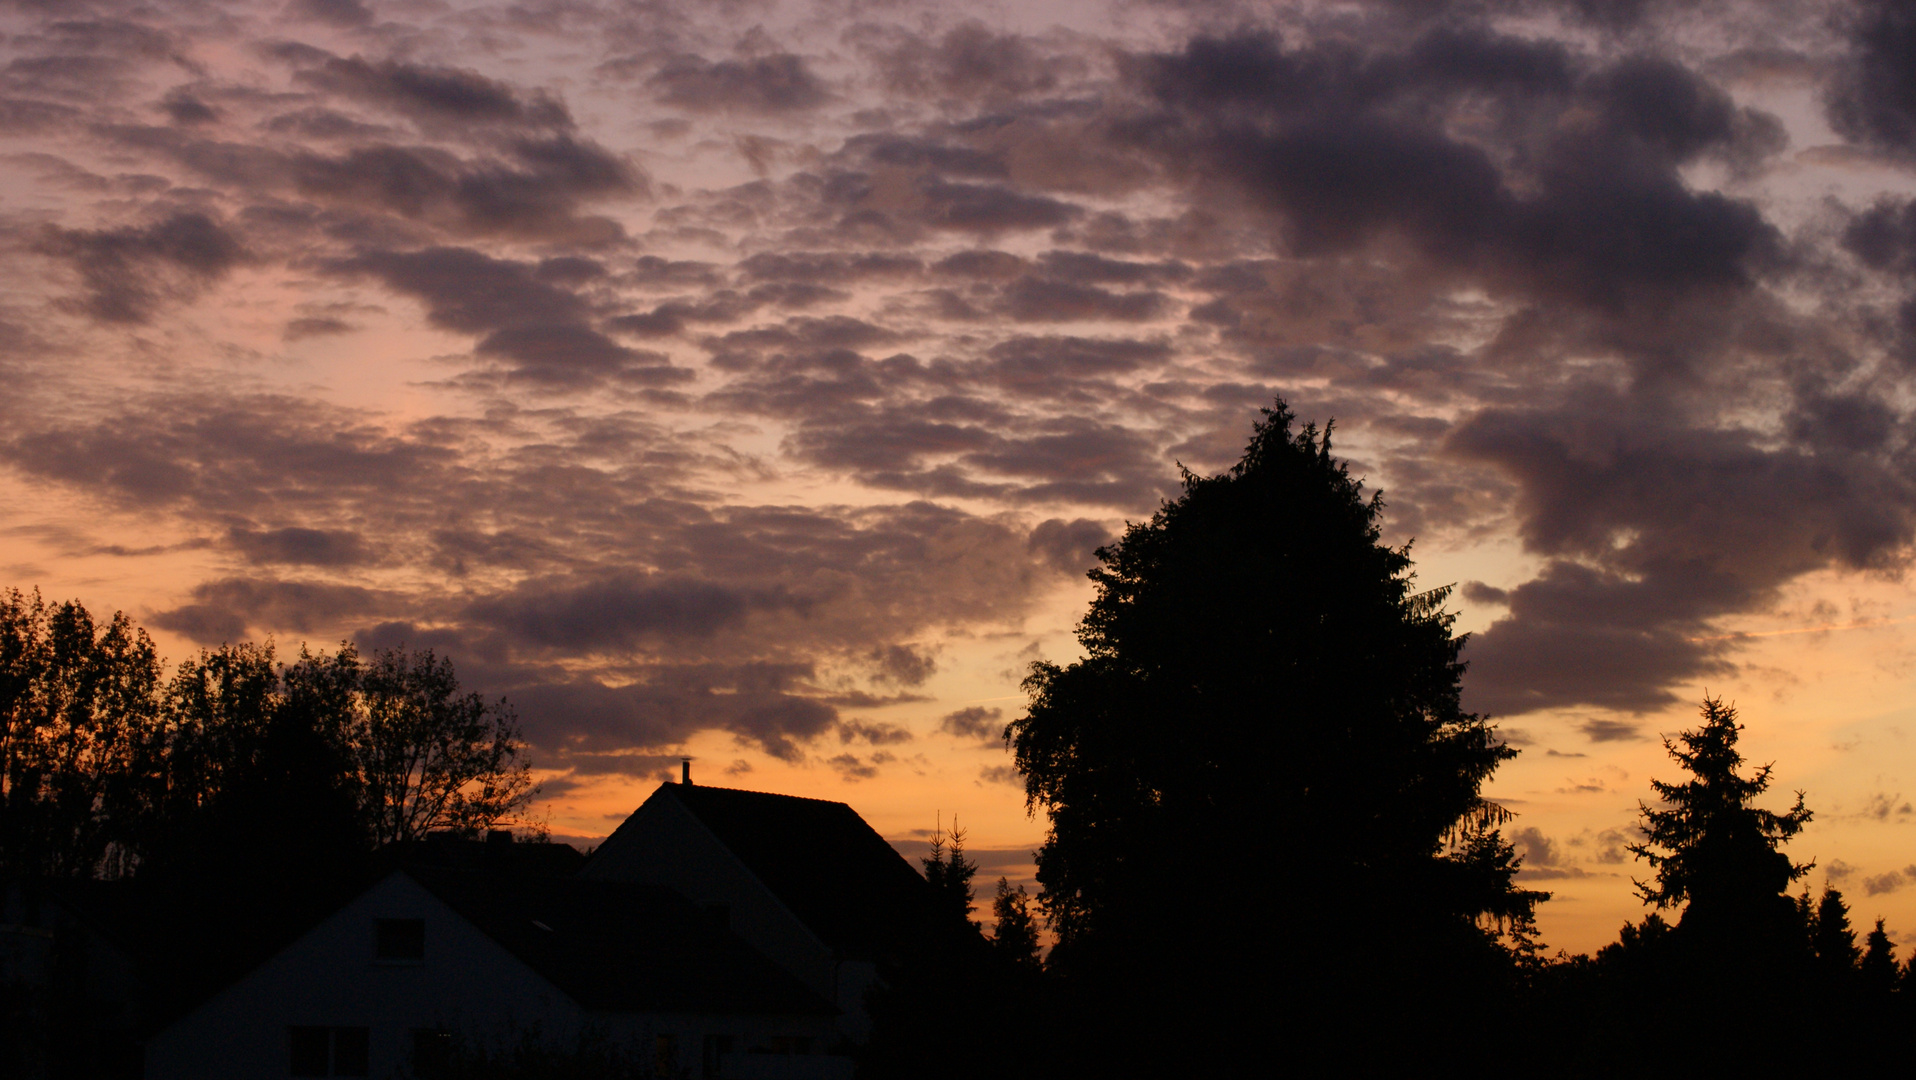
[5,0,1916,953]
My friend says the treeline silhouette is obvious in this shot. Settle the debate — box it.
[0,588,534,1076]
[863,403,1916,1076]
[865,699,1914,1077]
[9,399,1916,1076]
[1523,695,1907,1074]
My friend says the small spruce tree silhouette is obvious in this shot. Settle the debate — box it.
[1629,695,1811,953]
[1860,918,1898,995]
[988,877,1042,970]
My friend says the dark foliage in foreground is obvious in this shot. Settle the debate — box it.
[0,594,536,886]
[1514,697,1908,1074]
[860,827,1048,1080]
[867,404,1916,1075]
[0,595,536,1078]
[1002,401,1540,1070]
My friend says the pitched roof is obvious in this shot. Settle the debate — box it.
[649,782,935,959]
[26,870,382,1033]
[407,866,834,1017]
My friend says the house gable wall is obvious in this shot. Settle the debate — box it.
[143,871,578,1080]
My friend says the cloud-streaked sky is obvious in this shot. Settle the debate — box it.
[8,0,1916,951]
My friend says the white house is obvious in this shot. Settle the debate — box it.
[579,772,938,1043]
[143,865,844,1079]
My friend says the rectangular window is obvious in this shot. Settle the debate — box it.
[331,1027,370,1077]
[655,1034,677,1076]
[288,1025,374,1076]
[289,1027,330,1077]
[701,1034,733,1080]
[412,1028,452,1080]
[766,1035,811,1056]
[375,918,426,961]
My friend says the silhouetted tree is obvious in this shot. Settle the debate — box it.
[988,877,1041,971]
[1595,912,1677,969]
[919,821,977,934]
[1559,696,1821,1073]
[1861,919,1898,995]
[140,642,283,867]
[357,646,535,845]
[862,824,1009,1080]
[0,589,161,881]
[0,594,538,882]
[1629,696,1811,954]
[272,644,373,858]
[1008,401,1538,1068]
[1812,887,1860,985]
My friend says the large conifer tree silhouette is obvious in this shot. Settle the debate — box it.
[1009,401,1537,1064]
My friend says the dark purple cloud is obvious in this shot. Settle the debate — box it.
[737,250,924,283]
[939,704,1002,744]
[1844,195,1916,358]
[843,134,1009,179]
[505,662,840,763]
[1026,518,1112,577]
[467,575,798,651]
[837,718,913,745]
[996,276,1169,322]
[913,176,1080,233]
[154,577,386,642]
[328,246,687,386]
[855,20,1077,101]
[3,0,1914,775]
[0,390,459,515]
[286,0,375,28]
[1140,30,1783,318]
[1451,383,1916,714]
[645,52,830,113]
[292,54,574,130]
[285,135,639,240]
[33,212,243,323]
[1827,0,1916,155]
[229,527,372,567]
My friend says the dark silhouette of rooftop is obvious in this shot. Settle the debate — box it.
[599,782,934,959]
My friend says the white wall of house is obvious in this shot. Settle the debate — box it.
[144,870,841,1080]
[144,872,579,1080]
[826,961,878,1042]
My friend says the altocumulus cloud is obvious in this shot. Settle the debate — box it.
[3,0,1916,795]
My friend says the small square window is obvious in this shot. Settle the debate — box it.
[375,918,425,961]
[289,1026,330,1077]
[331,1027,370,1077]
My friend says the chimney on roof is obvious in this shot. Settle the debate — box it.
[682,757,693,785]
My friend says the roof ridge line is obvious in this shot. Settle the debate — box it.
[667,781,852,807]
